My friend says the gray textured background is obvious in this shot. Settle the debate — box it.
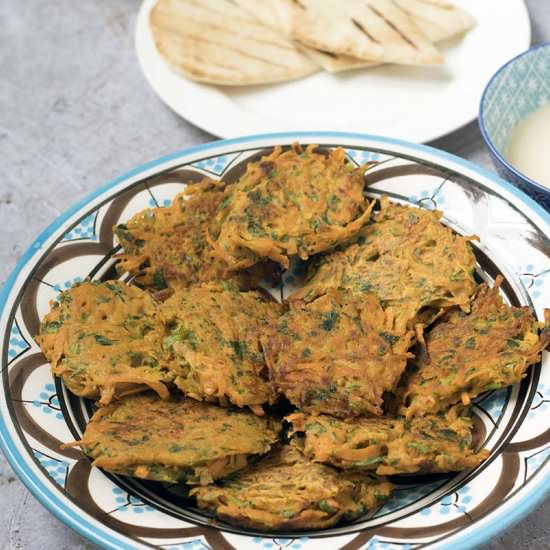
[1,1,549,549]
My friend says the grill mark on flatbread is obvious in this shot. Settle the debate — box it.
[368,4,418,49]
[351,18,381,45]
[281,0,441,65]
[315,48,338,58]
[262,0,377,72]
[159,28,299,70]
[170,17,301,55]
[230,0,374,73]
[158,3,302,55]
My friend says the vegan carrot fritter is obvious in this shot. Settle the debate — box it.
[292,197,477,332]
[74,393,280,485]
[36,281,171,405]
[288,406,488,475]
[191,444,392,530]
[209,144,374,270]
[161,282,283,414]
[114,178,234,290]
[397,277,550,418]
[263,288,413,417]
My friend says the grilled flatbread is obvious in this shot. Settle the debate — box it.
[231,0,375,73]
[282,0,443,65]
[393,0,476,43]
[267,0,379,72]
[149,0,317,86]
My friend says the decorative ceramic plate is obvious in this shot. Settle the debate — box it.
[1,133,549,550]
[134,0,531,142]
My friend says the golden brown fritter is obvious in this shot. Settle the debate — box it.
[114,178,236,290]
[292,197,477,333]
[209,144,374,270]
[74,393,280,485]
[262,289,413,417]
[190,445,392,530]
[161,282,283,414]
[288,407,488,476]
[36,281,171,405]
[397,277,550,418]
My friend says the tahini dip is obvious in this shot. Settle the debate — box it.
[506,103,550,188]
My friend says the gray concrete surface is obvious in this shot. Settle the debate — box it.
[1,1,549,549]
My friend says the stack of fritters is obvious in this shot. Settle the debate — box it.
[37,145,549,532]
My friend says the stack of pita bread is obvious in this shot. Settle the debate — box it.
[149,0,475,86]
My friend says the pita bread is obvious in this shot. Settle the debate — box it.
[393,0,476,43]
[273,0,383,72]
[283,0,443,65]
[149,0,318,86]
[231,0,374,73]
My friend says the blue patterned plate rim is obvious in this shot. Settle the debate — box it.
[0,131,549,550]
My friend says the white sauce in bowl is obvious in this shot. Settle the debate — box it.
[506,103,550,188]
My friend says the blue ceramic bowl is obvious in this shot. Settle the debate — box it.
[479,42,550,210]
